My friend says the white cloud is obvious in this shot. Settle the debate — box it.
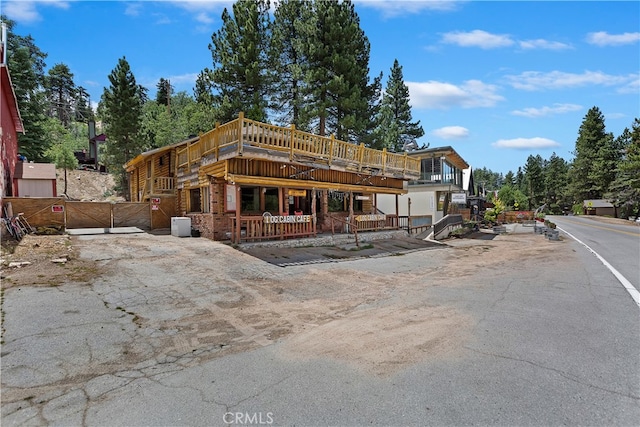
[407,79,504,109]
[505,70,635,91]
[169,0,233,13]
[125,2,142,17]
[2,0,69,23]
[357,0,461,18]
[432,126,469,139]
[519,39,573,51]
[195,12,214,24]
[492,137,561,150]
[617,75,640,94]
[441,30,514,49]
[167,72,199,85]
[511,103,582,118]
[586,31,640,46]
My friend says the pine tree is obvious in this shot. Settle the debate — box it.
[524,154,545,209]
[543,152,569,212]
[75,86,94,123]
[270,0,309,128]
[504,171,515,187]
[208,0,272,123]
[4,18,50,161]
[100,57,145,197]
[569,106,612,201]
[606,119,640,217]
[377,59,424,152]
[45,63,76,127]
[155,78,171,106]
[193,69,214,105]
[297,0,375,140]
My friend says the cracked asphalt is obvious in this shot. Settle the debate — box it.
[1,231,639,426]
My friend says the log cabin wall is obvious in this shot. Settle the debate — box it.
[125,114,418,239]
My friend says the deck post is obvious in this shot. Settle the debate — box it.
[395,194,399,218]
[290,124,295,161]
[237,112,244,155]
[311,188,317,236]
[235,185,241,243]
[328,135,334,166]
[382,148,387,175]
[349,191,354,231]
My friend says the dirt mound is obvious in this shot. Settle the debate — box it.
[56,168,124,202]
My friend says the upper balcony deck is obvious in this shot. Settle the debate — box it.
[176,113,421,181]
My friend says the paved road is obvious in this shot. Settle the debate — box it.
[2,231,639,426]
[550,215,640,300]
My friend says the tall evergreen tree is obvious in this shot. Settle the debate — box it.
[568,106,612,201]
[45,63,76,127]
[194,69,214,105]
[606,119,640,217]
[377,59,424,152]
[524,154,545,209]
[208,0,272,123]
[75,86,94,123]
[503,171,515,187]
[3,18,50,161]
[515,167,526,194]
[100,56,145,197]
[155,78,171,106]
[297,0,374,141]
[270,0,309,128]
[543,152,569,212]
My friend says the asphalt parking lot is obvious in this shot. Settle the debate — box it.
[1,230,638,426]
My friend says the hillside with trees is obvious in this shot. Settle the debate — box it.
[3,0,423,199]
[477,109,639,218]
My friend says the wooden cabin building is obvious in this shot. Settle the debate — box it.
[125,113,421,243]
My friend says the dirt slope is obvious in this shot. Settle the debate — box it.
[55,168,124,202]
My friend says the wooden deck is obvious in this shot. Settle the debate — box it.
[176,113,421,181]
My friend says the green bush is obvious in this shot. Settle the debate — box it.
[572,203,583,215]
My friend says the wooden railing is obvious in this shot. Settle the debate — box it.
[230,214,317,243]
[352,213,399,232]
[329,214,360,247]
[153,177,174,193]
[176,113,421,179]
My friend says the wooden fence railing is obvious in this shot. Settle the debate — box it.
[230,214,317,243]
[176,113,421,179]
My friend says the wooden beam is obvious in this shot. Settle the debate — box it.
[226,174,408,195]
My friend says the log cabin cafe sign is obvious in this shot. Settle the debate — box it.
[262,212,312,224]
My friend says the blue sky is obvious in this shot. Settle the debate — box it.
[2,0,639,175]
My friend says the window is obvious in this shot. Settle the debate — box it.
[202,186,210,213]
[189,188,201,213]
[328,191,346,212]
[241,187,259,213]
[264,188,279,212]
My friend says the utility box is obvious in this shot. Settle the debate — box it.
[171,217,191,237]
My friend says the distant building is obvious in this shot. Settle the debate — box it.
[583,199,616,217]
[0,22,25,200]
[377,146,471,225]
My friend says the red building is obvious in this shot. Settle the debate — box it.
[0,22,25,200]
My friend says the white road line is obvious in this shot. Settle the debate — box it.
[558,226,640,308]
